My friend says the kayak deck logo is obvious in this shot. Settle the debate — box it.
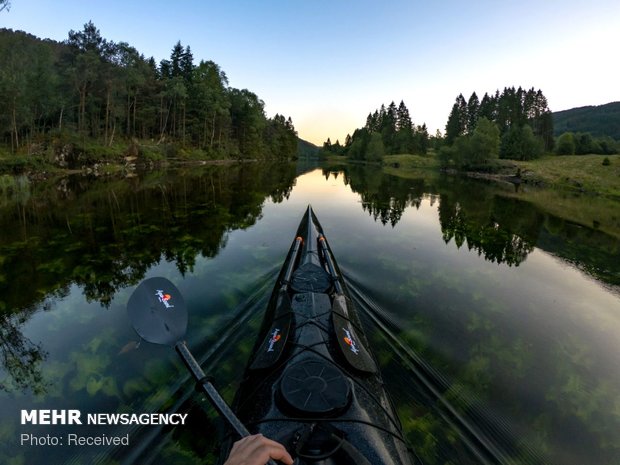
[267,329,282,352]
[343,328,360,355]
[155,290,174,309]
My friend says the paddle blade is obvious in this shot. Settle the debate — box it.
[127,277,187,346]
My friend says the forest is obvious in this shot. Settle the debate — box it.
[436,87,553,167]
[322,87,618,168]
[320,100,430,161]
[553,102,620,140]
[443,88,617,165]
[319,89,555,164]
[0,23,298,169]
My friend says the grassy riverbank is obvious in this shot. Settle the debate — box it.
[323,152,620,239]
[372,153,619,198]
[0,136,288,178]
[513,154,620,197]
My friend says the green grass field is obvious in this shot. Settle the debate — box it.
[514,154,620,197]
[375,152,620,198]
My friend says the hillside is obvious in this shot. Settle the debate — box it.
[553,102,620,139]
[297,138,320,158]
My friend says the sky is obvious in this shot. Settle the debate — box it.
[2,0,619,145]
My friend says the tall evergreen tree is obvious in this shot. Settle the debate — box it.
[457,94,467,135]
[381,101,398,153]
[180,45,194,82]
[170,41,184,78]
[478,92,495,121]
[445,94,467,144]
[466,92,480,134]
[415,124,429,154]
[396,100,412,131]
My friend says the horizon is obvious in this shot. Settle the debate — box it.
[2,0,618,145]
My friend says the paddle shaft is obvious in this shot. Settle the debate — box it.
[175,341,251,437]
[176,342,283,464]
[319,235,343,294]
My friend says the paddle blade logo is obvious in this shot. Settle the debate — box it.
[155,290,174,309]
[267,329,281,352]
[343,328,360,355]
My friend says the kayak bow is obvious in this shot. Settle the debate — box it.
[230,206,414,465]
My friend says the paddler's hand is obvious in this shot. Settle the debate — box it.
[223,434,294,465]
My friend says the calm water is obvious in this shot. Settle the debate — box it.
[0,163,618,465]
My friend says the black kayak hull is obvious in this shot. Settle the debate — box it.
[231,206,414,465]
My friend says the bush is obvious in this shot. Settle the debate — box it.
[500,124,544,160]
[467,117,500,165]
[556,132,576,155]
[438,145,457,168]
[574,132,598,154]
[598,137,619,155]
[602,157,611,166]
[366,132,385,162]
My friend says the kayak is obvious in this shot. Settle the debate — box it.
[230,206,414,464]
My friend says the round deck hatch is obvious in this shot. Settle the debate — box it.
[279,360,351,416]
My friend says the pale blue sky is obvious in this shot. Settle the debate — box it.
[2,0,619,144]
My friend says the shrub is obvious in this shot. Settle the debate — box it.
[366,132,385,162]
[556,132,576,155]
[500,124,544,160]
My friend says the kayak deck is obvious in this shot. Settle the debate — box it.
[231,206,414,465]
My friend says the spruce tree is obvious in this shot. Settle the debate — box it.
[445,102,462,145]
[467,92,480,134]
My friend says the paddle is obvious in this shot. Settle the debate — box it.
[127,277,280,465]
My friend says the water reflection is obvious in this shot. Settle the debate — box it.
[0,310,48,395]
[0,163,297,312]
[329,164,427,226]
[0,164,618,465]
[0,163,296,396]
[326,164,619,285]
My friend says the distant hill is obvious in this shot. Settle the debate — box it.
[297,138,320,158]
[553,102,620,140]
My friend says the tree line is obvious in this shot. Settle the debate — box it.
[442,88,617,167]
[0,23,297,162]
[555,131,618,155]
[319,89,557,165]
[320,100,430,161]
[442,87,555,167]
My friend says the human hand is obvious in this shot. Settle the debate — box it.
[223,434,294,465]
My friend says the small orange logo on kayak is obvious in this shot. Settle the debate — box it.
[267,329,281,352]
[343,328,359,355]
[155,290,174,309]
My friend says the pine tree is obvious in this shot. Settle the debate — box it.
[396,100,412,131]
[466,92,480,134]
[415,124,429,154]
[445,94,467,144]
[457,94,467,135]
[180,45,194,83]
[170,41,184,78]
[478,92,495,121]
[381,101,398,153]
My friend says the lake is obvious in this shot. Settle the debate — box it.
[0,162,618,465]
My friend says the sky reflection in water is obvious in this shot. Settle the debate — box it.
[0,166,618,465]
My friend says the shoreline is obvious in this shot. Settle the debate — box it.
[374,153,620,199]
